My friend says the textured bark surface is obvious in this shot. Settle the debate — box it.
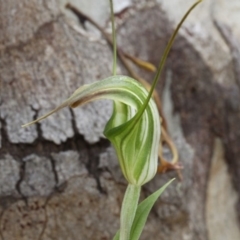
[0,0,240,239]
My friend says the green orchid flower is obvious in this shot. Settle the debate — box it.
[22,75,160,186]
[23,1,203,239]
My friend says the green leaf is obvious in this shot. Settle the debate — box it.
[130,179,175,240]
[113,230,120,240]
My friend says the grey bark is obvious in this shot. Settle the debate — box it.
[0,0,240,240]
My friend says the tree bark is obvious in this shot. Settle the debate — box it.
[0,0,240,239]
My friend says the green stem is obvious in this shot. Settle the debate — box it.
[120,184,141,240]
[109,0,117,76]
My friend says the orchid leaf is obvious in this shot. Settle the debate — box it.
[130,179,175,240]
[113,230,120,240]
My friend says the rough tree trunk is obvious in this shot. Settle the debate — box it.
[0,0,240,239]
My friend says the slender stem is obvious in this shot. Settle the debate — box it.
[119,184,141,240]
[109,0,117,76]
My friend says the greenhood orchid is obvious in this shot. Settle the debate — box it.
[23,1,203,239]
[23,75,160,186]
